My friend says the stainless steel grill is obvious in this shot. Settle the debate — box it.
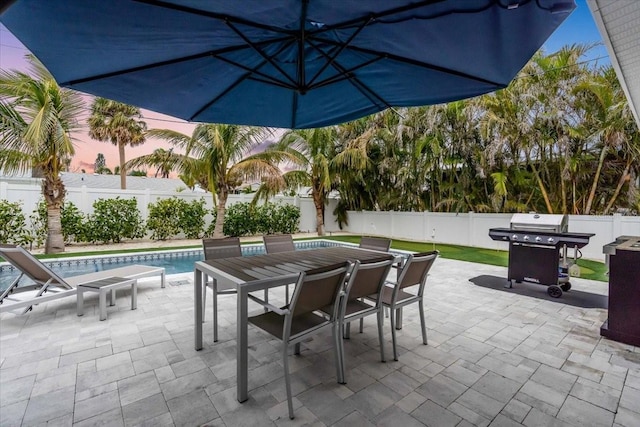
[488,213,594,298]
[510,213,567,233]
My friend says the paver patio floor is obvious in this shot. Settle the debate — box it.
[1,258,639,427]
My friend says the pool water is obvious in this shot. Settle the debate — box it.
[0,240,347,291]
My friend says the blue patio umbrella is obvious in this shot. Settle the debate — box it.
[0,0,575,129]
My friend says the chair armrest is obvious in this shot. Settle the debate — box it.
[248,294,290,315]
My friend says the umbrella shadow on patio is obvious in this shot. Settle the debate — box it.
[469,275,608,309]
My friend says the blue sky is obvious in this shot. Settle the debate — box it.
[543,0,609,65]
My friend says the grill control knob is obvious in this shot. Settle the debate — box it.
[511,234,518,241]
[523,235,530,241]
[535,236,542,242]
[547,237,555,244]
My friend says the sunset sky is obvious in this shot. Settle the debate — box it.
[0,0,607,175]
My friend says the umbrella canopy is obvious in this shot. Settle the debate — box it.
[1,0,575,129]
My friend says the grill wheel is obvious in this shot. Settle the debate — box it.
[547,285,563,298]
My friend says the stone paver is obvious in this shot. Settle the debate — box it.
[1,259,639,427]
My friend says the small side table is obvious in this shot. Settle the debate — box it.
[77,277,137,321]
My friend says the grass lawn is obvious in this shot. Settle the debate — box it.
[322,235,608,282]
[7,235,607,282]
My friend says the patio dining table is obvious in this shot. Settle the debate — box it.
[193,245,402,402]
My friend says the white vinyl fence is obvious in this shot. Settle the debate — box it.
[323,206,640,262]
[2,180,639,261]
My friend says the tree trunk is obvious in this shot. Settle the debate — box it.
[603,159,631,215]
[119,141,127,190]
[312,191,325,236]
[585,145,608,215]
[213,190,227,238]
[42,177,65,254]
[530,162,554,213]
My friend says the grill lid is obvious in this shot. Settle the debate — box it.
[510,213,568,232]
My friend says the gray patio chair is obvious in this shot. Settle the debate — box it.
[338,256,394,373]
[263,234,296,301]
[367,251,439,360]
[248,261,351,419]
[202,237,269,342]
[359,236,392,252]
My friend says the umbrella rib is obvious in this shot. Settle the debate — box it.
[314,36,504,87]
[225,21,298,88]
[306,40,392,111]
[306,19,372,88]
[60,37,291,87]
[296,0,309,94]
[189,40,299,121]
[134,0,294,35]
[309,56,384,90]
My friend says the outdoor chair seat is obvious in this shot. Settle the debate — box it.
[365,251,439,360]
[248,261,351,419]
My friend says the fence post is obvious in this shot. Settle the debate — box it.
[468,211,474,247]
[612,213,622,238]
[80,185,89,214]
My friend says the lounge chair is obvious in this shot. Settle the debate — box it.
[0,244,165,314]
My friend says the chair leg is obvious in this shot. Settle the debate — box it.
[294,342,301,355]
[213,281,218,342]
[359,318,364,333]
[419,299,428,345]
[333,323,345,384]
[344,322,351,339]
[285,284,289,303]
[283,343,294,419]
[389,306,398,361]
[377,309,386,363]
[202,280,207,323]
[264,289,269,312]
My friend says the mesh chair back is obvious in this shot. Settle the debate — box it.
[398,251,439,290]
[202,237,242,260]
[0,244,70,288]
[359,236,391,252]
[346,257,394,301]
[263,234,295,254]
[290,262,350,319]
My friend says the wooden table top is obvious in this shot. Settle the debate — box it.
[197,246,396,284]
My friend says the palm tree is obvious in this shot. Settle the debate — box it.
[88,98,146,189]
[256,127,349,236]
[127,124,284,237]
[129,147,176,178]
[0,56,84,253]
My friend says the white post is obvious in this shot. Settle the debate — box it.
[0,181,7,200]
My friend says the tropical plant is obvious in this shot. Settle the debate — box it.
[256,127,360,235]
[88,98,146,190]
[0,55,84,253]
[84,197,145,244]
[0,200,32,245]
[127,123,286,237]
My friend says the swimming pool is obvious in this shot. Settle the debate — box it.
[0,240,351,291]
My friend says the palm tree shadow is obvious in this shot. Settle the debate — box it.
[469,275,607,309]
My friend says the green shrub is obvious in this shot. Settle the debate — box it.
[85,197,145,243]
[30,200,88,244]
[147,197,183,240]
[223,202,257,237]
[60,202,86,243]
[147,197,207,240]
[221,202,300,237]
[180,198,207,239]
[272,203,301,234]
[0,199,32,245]
[29,200,48,247]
